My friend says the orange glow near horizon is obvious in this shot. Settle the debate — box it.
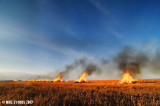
[37,79,49,82]
[30,79,35,82]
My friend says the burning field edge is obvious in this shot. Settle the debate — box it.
[0,79,160,105]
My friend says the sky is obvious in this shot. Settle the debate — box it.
[0,0,160,80]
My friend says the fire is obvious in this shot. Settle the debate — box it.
[75,72,88,83]
[37,79,50,82]
[53,75,63,82]
[13,80,17,82]
[119,69,137,84]
[30,79,35,82]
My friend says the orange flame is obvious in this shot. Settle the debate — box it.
[37,79,49,82]
[53,75,62,82]
[76,72,88,82]
[119,69,136,84]
[13,80,17,82]
[30,79,35,82]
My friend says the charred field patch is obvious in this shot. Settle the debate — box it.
[0,79,160,105]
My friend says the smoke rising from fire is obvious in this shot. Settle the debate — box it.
[29,46,160,80]
[148,53,160,74]
[114,46,148,77]
[33,73,55,80]
[58,57,102,77]
[58,46,149,78]
[84,63,101,75]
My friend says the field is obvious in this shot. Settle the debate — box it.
[0,79,160,105]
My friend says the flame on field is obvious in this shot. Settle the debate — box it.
[53,75,63,82]
[119,69,136,84]
[76,72,88,82]
[13,80,17,82]
[37,79,49,82]
[31,79,35,82]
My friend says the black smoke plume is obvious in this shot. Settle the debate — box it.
[58,57,104,77]
[84,63,101,75]
[114,46,148,77]
[29,46,160,80]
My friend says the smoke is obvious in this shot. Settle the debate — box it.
[58,65,75,77]
[148,52,160,74]
[84,63,101,75]
[26,46,160,80]
[57,57,105,78]
[113,46,149,77]
[58,57,87,77]
[32,73,55,80]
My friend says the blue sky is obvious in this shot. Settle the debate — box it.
[0,0,160,80]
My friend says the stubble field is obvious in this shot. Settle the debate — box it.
[0,79,160,105]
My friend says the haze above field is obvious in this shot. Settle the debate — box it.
[0,0,160,80]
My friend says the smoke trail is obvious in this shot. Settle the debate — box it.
[114,46,148,77]
[58,57,87,76]
[28,46,160,80]
[34,73,55,80]
[149,52,160,74]
[84,63,101,75]
[58,57,104,77]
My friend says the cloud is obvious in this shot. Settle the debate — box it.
[90,0,109,15]
[0,18,85,58]
[89,1,124,39]
[142,39,158,51]
[107,28,124,39]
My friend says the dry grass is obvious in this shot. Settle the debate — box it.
[0,79,160,105]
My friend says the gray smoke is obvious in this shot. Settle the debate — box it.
[58,57,87,77]
[58,57,105,77]
[33,73,55,80]
[27,46,160,80]
[84,63,101,75]
[114,46,148,77]
[149,53,160,74]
